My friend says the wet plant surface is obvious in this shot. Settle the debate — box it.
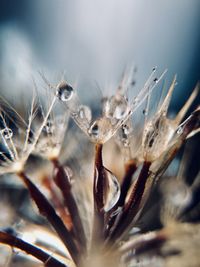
[0,70,199,267]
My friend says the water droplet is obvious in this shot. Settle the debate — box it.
[118,125,131,147]
[129,227,141,235]
[176,126,183,135]
[122,124,130,135]
[78,105,92,122]
[56,81,74,102]
[110,206,122,217]
[132,97,138,105]
[153,78,158,83]
[143,109,148,116]
[105,95,128,120]
[131,80,136,86]
[103,168,120,212]
[44,119,54,134]
[88,121,99,137]
[152,67,157,72]
[64,166,74,184]
[1,128,13,139]
[88,118,113,143]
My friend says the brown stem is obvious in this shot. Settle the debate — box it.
[52,159,87,252]
[18,172,79,266]
[93,143,106,212]
[0,231,67,267]
[109,161,151,241]
[42,176,73,230]
[91,143,106,247]
[119,160,137,207]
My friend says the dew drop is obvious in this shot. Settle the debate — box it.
[119,125,131,147]
[110,206,122,217]
[88,118,113,143]
[105,95,128,120]
[153,78,158,83]
[103,168,120,212]
[78,105,92,123]
[131,80,136,86]
[132,97,138,105]
[122,124,130,135]
[56,81,74,102]
[143,109,148,116]
[88,120,99,138]
[176,126,183,135]
[64,166,74,184]
[1,128,13,139]
[152,67,157,72]
[44,119,54,134]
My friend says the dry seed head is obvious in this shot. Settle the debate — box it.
[0,69,199,267]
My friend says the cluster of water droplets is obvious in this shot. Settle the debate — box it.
[55,68,166,144]
[54,78,132,143]
[87,94,131,143]
[55,80,94,136]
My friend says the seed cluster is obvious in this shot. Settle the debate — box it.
[0,71,199,267]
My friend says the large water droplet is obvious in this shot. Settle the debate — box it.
[1,128,13,139]
[104,95,128,120]
[103,168,120,212]
[78,105,92,123]
[56,81,74,102]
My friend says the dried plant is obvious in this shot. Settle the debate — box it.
[0,68,199,267]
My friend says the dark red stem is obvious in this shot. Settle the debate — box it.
[52,159,87,252]
[18,172,79,266]
[109,161,151,241]
[0,231,67,267]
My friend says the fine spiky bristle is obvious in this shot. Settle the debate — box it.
[0,70,199,267]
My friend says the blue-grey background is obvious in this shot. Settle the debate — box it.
[0,0,199,110]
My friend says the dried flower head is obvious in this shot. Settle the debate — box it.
[0,69,199,267]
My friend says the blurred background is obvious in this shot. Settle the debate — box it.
[0,0,200,110]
